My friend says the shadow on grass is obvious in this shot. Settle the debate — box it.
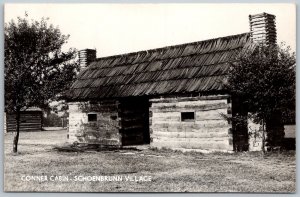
[53,143,142,153]
[53,143,295,160]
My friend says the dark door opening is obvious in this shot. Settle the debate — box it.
[231,96,249,151]
[119,97,150,146]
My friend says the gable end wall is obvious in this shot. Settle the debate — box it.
[68,100,122,146]
[149,95,233,151]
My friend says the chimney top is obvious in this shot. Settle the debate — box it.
[78,49,97,70]
[249,12,277,45]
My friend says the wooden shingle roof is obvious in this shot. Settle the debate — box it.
[66,33,251,101]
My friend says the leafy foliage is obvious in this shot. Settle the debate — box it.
[5,15,79,113]
[5,15,79,152]
[227,43,295,122]
[227,43,295,150]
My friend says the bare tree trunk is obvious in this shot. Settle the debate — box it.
[261,119,265,153]
[13,111,20,153]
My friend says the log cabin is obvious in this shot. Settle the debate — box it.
[65,13,279,151]
[5,107,43,133]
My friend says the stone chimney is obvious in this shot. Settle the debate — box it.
[78,49,97,70]
[249,12,277,45]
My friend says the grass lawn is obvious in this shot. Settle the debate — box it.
[4,130,296,192]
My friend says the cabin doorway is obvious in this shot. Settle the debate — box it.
[119,97,150,146]
[231,96,249,151]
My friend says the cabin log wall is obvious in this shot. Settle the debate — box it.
[6,111,42,132]
[149,95,233,151]
[68,100,122,146]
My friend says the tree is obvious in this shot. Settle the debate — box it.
[227,43,295,151]
[5,15,79,153]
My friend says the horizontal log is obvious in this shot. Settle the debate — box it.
[7,127,33,130]
[151,103,228,113]
[151,116,181,122]
[151,139,231,150]
[151,110,227,121]
[152,111,179,118]
[6,113,42,117]
[7,128,42,131]
[7,117,41,121]
[7,122,41,126]
[150,95,230,103]
[7,115,41,118]
[251,32,277,37]
[152,131,229,138]
[151,120,229,129]
[7,128,41,132]
[251,28,277,33]
[7,122,41,125]
[250,21,276,26]
[250,22,276,28]
[249,19,276,25]
[249,14,275,19]
[7,123,41,127]
[151,99,227,108]
[152,125,229,134]
[10,120,42,123]
[153,136,228,142]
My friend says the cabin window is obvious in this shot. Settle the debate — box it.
[88,114,97,122]
[181,112,195,122]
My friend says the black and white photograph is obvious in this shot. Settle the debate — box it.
[4,3,296,192]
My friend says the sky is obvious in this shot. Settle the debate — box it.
[4,3,296,58]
